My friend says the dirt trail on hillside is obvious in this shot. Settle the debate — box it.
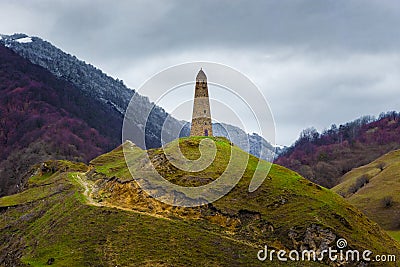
[73,173,101,206]
[73,173,169,219]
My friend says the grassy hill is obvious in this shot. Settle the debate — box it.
[333,149,400,241]
[1,137,399,266]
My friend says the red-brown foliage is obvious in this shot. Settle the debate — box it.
[276,113,400,188]
[0,45,120,196]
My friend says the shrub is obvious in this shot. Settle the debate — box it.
[347,175,369,194]
[376,162,386,171]
[381,196,394,208]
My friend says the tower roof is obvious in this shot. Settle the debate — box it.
[196,68,207,81]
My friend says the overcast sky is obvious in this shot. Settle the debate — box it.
[1,0,399,146]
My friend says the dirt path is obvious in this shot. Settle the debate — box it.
[72,172,169,219]
[72,173,101,206]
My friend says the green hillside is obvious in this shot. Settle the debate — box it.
[333,149,400,239]
[1,137,399,266]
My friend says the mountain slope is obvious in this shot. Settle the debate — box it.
[332,149,400,232]
[276,113,400,188]
[1,137,399,266]
[0,44,123,196]
[212,122,277,160]
[0,33,181,149]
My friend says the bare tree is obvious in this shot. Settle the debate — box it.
[376,162,386,171]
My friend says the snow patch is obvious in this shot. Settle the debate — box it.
[16,37,32,43]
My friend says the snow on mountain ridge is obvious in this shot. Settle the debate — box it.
[16,37,32,43]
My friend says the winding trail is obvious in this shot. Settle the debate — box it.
[72,173,101,206]
[70,172,259,249]
[71,172,168,219]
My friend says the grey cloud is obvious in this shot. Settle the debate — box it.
[0,0,399,145]
[5,0,399,60]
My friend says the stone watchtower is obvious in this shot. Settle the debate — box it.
[190,69,213,136]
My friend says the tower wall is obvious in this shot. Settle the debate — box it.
[190,75,213,136]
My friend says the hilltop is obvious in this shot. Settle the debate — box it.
[1,137,399,266]
[332,149,400,242]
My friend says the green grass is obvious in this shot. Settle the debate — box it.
[0,169,64,207]
[388,231,400,243]
[0,160,89,208]
[0,185,54,207]
[90,141,142,181]
[28,172,53,184]
[332,149,400,230]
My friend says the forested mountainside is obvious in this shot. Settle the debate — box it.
[276,112,400,188]
[0,33,181,149]
[0,44,119,196]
